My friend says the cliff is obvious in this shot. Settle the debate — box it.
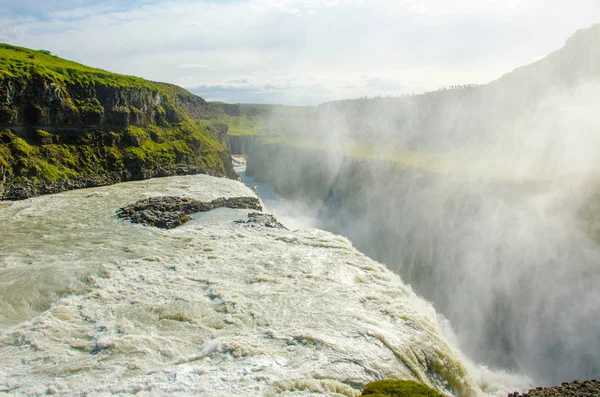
[0,44,236,200]
[242,24,600,386]
[246,139,600,385]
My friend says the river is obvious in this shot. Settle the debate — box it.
[0,171,529,396]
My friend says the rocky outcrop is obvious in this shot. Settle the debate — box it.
[235,212,287,229]
[0,76,211,130]
[506,380,600,397]
[116,195,262,229]
[0,44,236,200]
[2,172,121,201]
[7,81,133,128]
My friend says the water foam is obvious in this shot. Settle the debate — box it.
[0,175,527,396]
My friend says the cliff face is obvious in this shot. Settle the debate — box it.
[246,140,600,384]
[3,79,158,128]
[245,142,344,199]
[0,44,235,200]
[229,135,259,155]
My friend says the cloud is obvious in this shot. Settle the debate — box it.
[187,83,282,104]
[179,64,209,69]
[1,0,600,104]
[364,76,410,92]
[226,78,250,84]
[47,7,101,20]
[187,79,346,105]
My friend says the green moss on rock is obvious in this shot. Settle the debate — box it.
[361,380,446,397]
[0,44,236,199]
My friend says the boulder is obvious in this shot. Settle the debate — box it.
[117,195,262,229]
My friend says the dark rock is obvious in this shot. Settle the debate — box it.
[507,380,600,397]
[117,195,262,229]
[1,161,238,201]
[235,212,287,229]
[1,173,121,200]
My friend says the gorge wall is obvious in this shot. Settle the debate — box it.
[243,28,600,384]
[246,141,600,385]
[229,135,259,155]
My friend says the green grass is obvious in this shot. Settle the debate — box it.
[0,130,78,182]
[260,137,467,173]
[0,44,192,99]
[208,102,318,137]
[204,114,260,136]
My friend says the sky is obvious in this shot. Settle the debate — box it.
[0,0,599,105]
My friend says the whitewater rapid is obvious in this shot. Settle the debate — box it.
[0,174,527,396]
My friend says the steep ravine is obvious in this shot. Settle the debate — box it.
[246,141,600,386]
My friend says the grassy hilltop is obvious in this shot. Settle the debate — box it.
[207,101,317,137]
[0,44,235,199]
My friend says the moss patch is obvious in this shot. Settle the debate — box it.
[361,380,446,397]
[0,122,227,186]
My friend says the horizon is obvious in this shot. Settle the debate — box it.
[1,0,599,105]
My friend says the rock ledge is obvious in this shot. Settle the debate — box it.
[117,195,262,229]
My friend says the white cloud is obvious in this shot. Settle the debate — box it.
[179,64,209,69]
[2,0,600,105]
[47,7,100,20]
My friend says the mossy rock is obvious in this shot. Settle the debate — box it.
[361,380,446,397]
[36,129,53,144]
[0,44,238,199]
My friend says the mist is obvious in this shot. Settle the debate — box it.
[248,24,600,385]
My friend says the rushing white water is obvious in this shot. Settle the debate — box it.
[0,174,527,396]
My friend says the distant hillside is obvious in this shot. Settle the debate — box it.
[217,24,600,164]
[315,24,600,154]
[208,102,317,136]
[0,44,235,200]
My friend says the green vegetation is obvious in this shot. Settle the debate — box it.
[207,102,318,137]
[0,44,192,98]
[361,380,446,397]
[0,43,232,198]
[0,121,227,186]
[121,122,226,172]
[0,129,78,182]
[259,137,471,174]
[205,113,260,136]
